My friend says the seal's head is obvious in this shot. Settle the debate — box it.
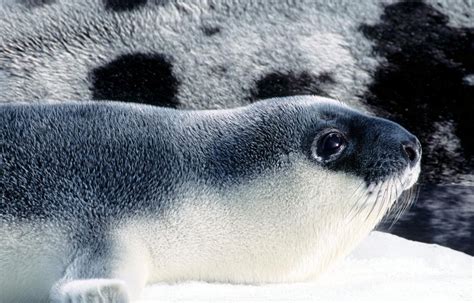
[302,96,421,200]
[298,96,422,231]
[186,96,422,283]
[280,96,422,225]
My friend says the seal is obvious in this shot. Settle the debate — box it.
[0,96,421,303]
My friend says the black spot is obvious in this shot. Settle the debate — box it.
[360,1,474,182]
[251,71,334,101]
[91,53,180,108]
[103,0,147,11]
[201,26,221,36]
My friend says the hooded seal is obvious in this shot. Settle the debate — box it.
[0,96,421,302]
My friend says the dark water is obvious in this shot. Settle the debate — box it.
[377,184,474,256]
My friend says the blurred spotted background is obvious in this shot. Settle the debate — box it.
[0,0,472,254]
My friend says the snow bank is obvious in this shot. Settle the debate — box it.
[138,232,472,302]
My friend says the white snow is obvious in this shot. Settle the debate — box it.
[137,232,472,302]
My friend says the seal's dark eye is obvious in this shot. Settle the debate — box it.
[314,131,347,162]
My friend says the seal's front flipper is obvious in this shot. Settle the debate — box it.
[48,243,147,303]
[52,279,130,303]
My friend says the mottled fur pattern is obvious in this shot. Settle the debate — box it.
[1,96,420,302]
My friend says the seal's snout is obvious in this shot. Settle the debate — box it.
[375,122,422,190]
[387,121,422,171]
[401,137,421,167]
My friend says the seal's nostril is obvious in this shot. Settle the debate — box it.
[405,145,416,162]
[402,142,419,166]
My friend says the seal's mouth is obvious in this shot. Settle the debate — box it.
[368,159,421,194]
[372,161,421,225]
[384,162,421,224]
[348,161,421,224]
